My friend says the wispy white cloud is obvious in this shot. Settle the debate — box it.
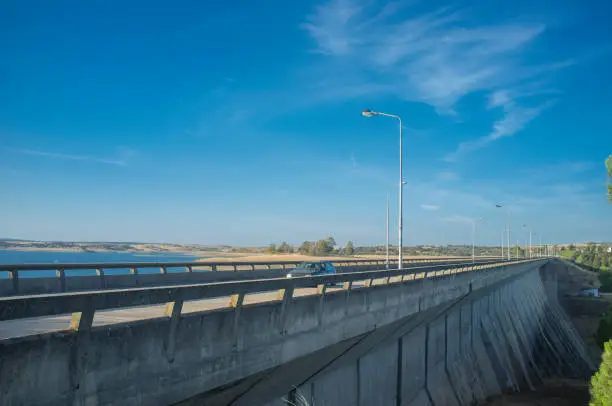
[435,171,459,182]
[350,151,358,167]
[420,204,440,211]
[302,0,363,56]
[441,214,474,224]
[522,160,596,177]
[303,0,572,158]
[443,99,555,161]
[302,0,556,109]
[488,90,511,109]
[6,147,136,166]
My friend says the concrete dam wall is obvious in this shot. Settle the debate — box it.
[0,260,593,406]
[180,260,594,406]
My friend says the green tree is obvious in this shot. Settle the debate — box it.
[591,339,612,405]
[597,312,612,348]
[345,241,354,256]
[325,237,336,251]
[594,256,603,270]
[298,241,313,255]
[265,243,277,254]
[278,241,290,253]
[601,272,612,293]
[315,239,330,256]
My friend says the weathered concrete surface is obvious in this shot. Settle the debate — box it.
[0,260,593,406]
[193,260,593,406]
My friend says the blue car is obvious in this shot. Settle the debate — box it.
[286,261,337,279]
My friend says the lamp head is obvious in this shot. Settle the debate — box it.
[362,109,377,118]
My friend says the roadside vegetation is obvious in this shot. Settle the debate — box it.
[590,155,612,406]
[264,238,509,257]
[561,243,612,291]
[590,339,612,406]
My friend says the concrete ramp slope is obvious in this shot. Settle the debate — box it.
[0,260,594,406]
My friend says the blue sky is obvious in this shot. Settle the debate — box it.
[1,0,611,246]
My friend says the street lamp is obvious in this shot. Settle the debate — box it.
[363,109,404,269]
[385,193,390,269]
[496,204,510,261]
[522,224,532,259]
[472,217,484,264]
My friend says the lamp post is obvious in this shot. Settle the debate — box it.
[496,204,510,261]
[386,193,390,269]
[522,224,532,259]
[516,239,520,259]
[539,235,543,257]
[472,217,483,264]
[363,109,404,269]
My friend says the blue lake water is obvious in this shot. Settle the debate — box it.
[0,250,202,278]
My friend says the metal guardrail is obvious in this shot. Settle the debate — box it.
[0,259,537,332]
[0,257,487,295]
[0,257,481,274]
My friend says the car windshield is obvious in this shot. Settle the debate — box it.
[296,262,321,269]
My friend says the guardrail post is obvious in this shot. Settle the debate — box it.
[186,265,192,273]
[317,284,327,325]
[96,268,106,289]
[130,267,139,286]
[233,264,238,271]
[69,299,94,332]
[160,266,167,274]
[164,299,183,362]
[57,268,66,292]
[9,270,19,294]
[278,287,294,335]
[229,293,245,350]
[386,273,393,284]
[211,264,217,271]
[251,264,256,270]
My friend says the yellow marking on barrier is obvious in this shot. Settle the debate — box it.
[229,294,243,308]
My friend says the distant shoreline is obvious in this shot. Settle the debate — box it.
[0,247,194,254]
[0,246,244,257]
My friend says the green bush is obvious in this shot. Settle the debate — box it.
[597,312,612,348]
[601,271,612,293]
[591,339,612,405]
